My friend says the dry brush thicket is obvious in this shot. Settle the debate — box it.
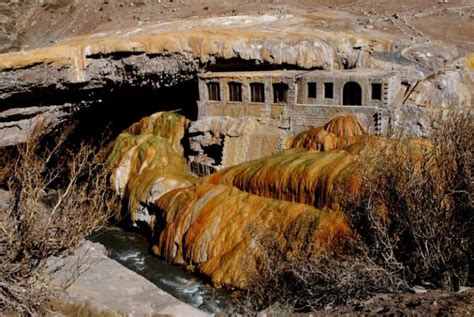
[0,122,119,315]
[244,111,473,312]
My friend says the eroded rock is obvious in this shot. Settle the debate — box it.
[152,183,349,289]
[108,112,195,226]
[188,116,289,171]
[49,240,208,316]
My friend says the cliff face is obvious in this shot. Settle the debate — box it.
[188,116,289,170]
[0,7,471,147]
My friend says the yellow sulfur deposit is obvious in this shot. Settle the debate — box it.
[107,112,195,220]
[125,112,189,155]
[151,183,350,289]
[108,113,435,290]
[204,133,431,210]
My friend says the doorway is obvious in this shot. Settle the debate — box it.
[342,82,362,106]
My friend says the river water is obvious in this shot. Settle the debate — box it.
[89,226,236,313]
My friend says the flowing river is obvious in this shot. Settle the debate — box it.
[89,226,236,313]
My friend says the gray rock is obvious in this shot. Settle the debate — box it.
[49,240,209,317]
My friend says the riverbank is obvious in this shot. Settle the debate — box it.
[48,240,209,317]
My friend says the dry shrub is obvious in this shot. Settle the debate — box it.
[243,232,404,313]
[50,300,124,317]
[0,122,119,315]
[245,111,472,312]
[346,111,473,290]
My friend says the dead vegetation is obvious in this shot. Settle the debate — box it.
[244,111,473,312]
[0,122,119,315]
[348,111,473,290]
[49,300,123,317]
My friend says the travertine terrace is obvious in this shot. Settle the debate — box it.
[0,1,472,315]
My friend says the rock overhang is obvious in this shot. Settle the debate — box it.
[0,13,396,75]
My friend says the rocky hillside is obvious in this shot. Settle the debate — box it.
[0,1,472,148]
[1,0,473,54]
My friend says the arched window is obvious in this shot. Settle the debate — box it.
[342,82,362,106]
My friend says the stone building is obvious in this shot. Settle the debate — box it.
[190,69,402,173]
[197,69,401,134]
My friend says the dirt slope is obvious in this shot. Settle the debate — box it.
[1,0,473,54]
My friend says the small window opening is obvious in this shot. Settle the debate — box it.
[203,143,223,166]
[250,83,265,103]
[228,82,242,102]
[273,83,288,103]
[324,82,334,99]
[371,83,382,100]
[207,82,220,101]
[308,82,317,98]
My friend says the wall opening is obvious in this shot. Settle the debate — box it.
[207,82,220,101]
[250,83,265,103]
[272,83,288,103]
[371,83,382,100]
[228,82,242,102]
[202,143,223,166]
[324,82,334,99]
[307,82,317,98]
[342,81,362,105]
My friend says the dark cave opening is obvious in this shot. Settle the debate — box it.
[205,57,317,72]
[63,79,200,146]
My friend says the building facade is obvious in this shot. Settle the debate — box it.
[197,69,401,134]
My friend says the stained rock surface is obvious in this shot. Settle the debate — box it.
[109,114,435,290]
[108,112,195,225]
[286,115,368,151]
[152,183,349,289]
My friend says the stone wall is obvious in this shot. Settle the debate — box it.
[198,70,398,136]
[197,71,302,129]
[290,104,388,134]
[295,70,400,107]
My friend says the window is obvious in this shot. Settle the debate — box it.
[250,83,265,103]
[207,82,220,101]
[228,82,242,102]
[324,82,334,99]
[371,83,382,100]
[273,83,288,103]
[307,82,317,98]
